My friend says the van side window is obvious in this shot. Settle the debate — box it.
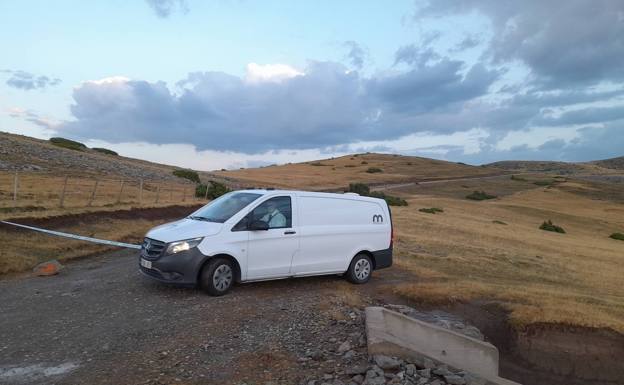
[251,196,292,229]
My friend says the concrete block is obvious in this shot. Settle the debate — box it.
[365,306,521,385]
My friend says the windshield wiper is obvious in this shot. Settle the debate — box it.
[188,215,216,222]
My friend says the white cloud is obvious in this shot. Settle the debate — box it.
[245,63,303,84]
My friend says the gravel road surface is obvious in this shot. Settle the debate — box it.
[0,249,403,385]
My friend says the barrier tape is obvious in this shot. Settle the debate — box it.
[0,220,142,250]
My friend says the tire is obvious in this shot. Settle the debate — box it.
[346,253,373,284]
[200,258,234,296]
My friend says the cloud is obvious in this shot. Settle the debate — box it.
[417,0,624,88]
[145,0,188,18]
[3,70,61,90]
[58,58,500,153]
[343,41,367,69]
[7,107,58,129]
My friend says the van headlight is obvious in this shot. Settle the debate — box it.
[166,237,203,255]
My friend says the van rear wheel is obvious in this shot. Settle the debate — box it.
[346,253,372,284]
[200,258,234,296]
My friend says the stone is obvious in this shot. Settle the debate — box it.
[323,374,334,380]
[338,341,352,353]
[405,364,416,376]
[351,375,364,384]
[444,375,466,385]
[416,368,430,378]
[373,355,401,370]
[423,358,435,369]
[363,377,385,385]
[432,365,452,377]
[343,350,356,360]
[33,260,63,276]
[463,373,486,385]
[346,365,368,375]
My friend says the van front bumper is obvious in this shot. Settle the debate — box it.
[138,248,206,287]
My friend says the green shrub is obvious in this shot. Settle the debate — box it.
[492,220,507,225]
[539,220,566,234]
[510,175,527,182]
[534,179,555,186]
[369,191,408,206]
[196,181,231,199]
[49,137,86,151]
[172,169,201,184]
[609,232,624,241]
[348,183,370,196]
[347,183,407,206]
[466,191,497,201]
[92,147,118,156]
[344,164,356,168]
[419,207,444,214]
[361,161,368,165]
[309,162,330,166]
[366,167,383,173]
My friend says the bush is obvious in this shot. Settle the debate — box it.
[92,147,118,156]
[492,220,508,225]
[196,181,231,199]
[419,207,444,214]
[49,137,86,151]
[347,183,407,206]
[361,161,368,165]
[344,164,356,168]
[348,183,370,196]
[369,191,408,206]
[539,220,566,234]
[466,191,497,201]
[172,169,201,183]
[534,179,555,186]
[609,232,624,241]
[510,175,526,182]
[366,167,383,173]
[309,162,330,166]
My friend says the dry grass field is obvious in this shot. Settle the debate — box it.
[215,153,502,190]
[388,176,624,333]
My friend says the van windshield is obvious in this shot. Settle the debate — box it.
[188,192,262,223]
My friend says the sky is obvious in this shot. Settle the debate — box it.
[1,0,623,170]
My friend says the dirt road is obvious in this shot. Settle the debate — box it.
[0,249,405,385]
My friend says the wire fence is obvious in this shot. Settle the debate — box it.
[0,171,203,210]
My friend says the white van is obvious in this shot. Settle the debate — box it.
[139,189,393,295]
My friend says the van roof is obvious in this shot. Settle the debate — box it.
[236,189,388,204]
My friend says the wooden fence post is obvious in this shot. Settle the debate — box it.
[88,180,99,207]
[204,183,209,200]
[59,176,68,208]
[13,171,18,201]
[139,179,143,205]
[155,185,160,203]
[182,186,186,202]
[117,180,125,204]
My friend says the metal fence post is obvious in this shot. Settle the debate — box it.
[59,176,68,208]
[13,171,18,201]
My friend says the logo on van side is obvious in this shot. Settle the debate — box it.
[372,214,383,223]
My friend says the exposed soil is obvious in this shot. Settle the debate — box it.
[2,205,203,230]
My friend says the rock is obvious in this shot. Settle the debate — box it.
[351,375,364,384]
[423,358,435,369]
[463,373,486,385]
[416,368,430,378]
[346,365,368,375]
[343,350,356,360]
[444,375,466,385]
[433,365,452,376]
[373,355,401,370]
[323,374,334,380]
[405,364,416,376]
[428,380,443,385]
[33,260,63,276]
[363,377,385,385]
[338,341,352,353]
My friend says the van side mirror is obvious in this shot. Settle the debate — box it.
[249,220,269,231]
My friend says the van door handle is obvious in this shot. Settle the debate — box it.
[284,230,296,235]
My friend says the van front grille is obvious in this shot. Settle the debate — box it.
[141,238,166,260]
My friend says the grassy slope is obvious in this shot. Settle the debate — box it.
[215,153,502,190]
[390,176,624,332]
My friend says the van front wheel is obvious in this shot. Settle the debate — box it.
[200,258,234,296]
[346,253,372,284]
